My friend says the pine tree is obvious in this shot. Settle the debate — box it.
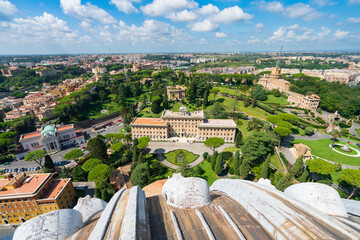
[235,131,243,148]
[290,155,304,177]
[239,160,250,179]
[276,173,294,191]
[203,90,209,106]
[44,155,55,170]
[215,154,223,175]
[233,151,240,173]
[210,151,218,170]
[260,154,271,179]
[298,167,309,182]
[138,151,144,164]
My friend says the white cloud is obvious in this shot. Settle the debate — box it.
[312,0,336,7]
[190,19,218,32]
[212,6,253,24]
[60,0,116,24]
[284,3,321,21]
[141,0,198,17]
[333,29,349,39]
[247,37,261,44]
[0,12,79,44]
[199,38,207,44]
[258,1,284,13]
[348,0,360,4]
[169,10,197,22]
[110,0,139,14]
[197,4,219,15]
[0,0,17,20]
[215,32,227,38]
[347,17,360,23]
[267,24,331,42]
[255,23,264,32]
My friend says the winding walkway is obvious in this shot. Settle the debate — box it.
[329,144,360,157]
[148,142,233,170]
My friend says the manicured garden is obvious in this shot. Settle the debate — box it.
[164,149,199,165]
[270,154,284,171]
[264,95,289,105]
[333,145,358,155]
[293,138,360,166]
[197,160,220,186]
[71,102,122,122]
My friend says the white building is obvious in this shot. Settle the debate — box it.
[15,124,85,159]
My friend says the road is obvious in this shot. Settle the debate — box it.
[1,121,124,171]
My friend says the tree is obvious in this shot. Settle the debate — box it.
[290,155,304,177]
[44,155,55,170]
[131,163,149,188]
[60,167,70,179]
[260,154,271,179]
[151,96,162,114]
[138,151,144,164]
[137,136,150,153]
[210,151,218,170]
[111,142,124,152]
[278,113,298,125]
[241,132,273,167]
[88,164,111,188]
[239,159,250,179]
[215,154,223,175]
[235,131,243,148]
[162,94,169,109]
[233,151,240,174]
[306,158,335,181]
[0,139,13,154]
[266,115,282,125]
[203,90,209,106]
[204,137,224,151]
[276,173,294,191]
[244,97,251,107]
[274,127,292,148]
[210,88,220,100]
[330,129,340,148]
[276,121,293,129]
[24,150,47,169]
[210,102,225,118]
[298,167,309,182]
[338,169,360,199]
[72,166,88,181]
[251,85,267,101]
[87,136,108,162]
[304,127,315,136]
[63,149,84,161]
[82,158,102,172]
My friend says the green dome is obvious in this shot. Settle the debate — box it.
[41,125,56,136]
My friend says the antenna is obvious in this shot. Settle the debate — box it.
[276,45,283,68]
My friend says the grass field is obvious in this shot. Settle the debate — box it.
[198,160,220,186]
[293,138,360,166]
[138,106,162,118]
[222,146,241,153]
[217,87,247,95]
[72,102,122,122]
[270,154,284,171]
[164,149,199,165]
[264,95,289,105]
[333,145,358,155]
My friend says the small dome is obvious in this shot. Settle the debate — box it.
[41,125,56,137]
[284,183,348,217]
[13,209,83,240]
[258,178,276,190]
[74,195,107,222]
[178,105,187,112]
[162,173,211,209]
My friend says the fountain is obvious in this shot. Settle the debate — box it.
[340,141,351,152]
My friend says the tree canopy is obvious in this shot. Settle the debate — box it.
[338,169,360,199]
[88,164,111,188]
[130,163,149,188]
[24,150,47,169]
[87,135,108,161]
[82,158,102,172]
[306,158,335,176]
[241,132,273,166]
[204,137,225,151]
[63,149,84,161]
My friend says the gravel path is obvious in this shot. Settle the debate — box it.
[148,142,234,170]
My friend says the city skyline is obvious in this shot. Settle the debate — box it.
[0,0,360,54]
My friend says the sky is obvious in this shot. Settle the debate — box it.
[0,0,360,54]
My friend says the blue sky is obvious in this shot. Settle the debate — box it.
[0,0,360,54]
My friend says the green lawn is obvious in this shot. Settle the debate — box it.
[71,102,122,122]
[198,161,220,186]
[217,87,247,96]
[164,149,199,165]
[293,139,360,166]
[264,95,289,105]
[138,106,162,118]
[236,119,253,138]
[170,102,183,112]
[333,145,358,155]
[222,146,241,153]
[270,154,284,171]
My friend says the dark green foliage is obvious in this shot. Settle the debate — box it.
[298,167,309,182]
[204,137,225,151]
[290,155,304,177]
[215,154,223,175]
[44,155,54,170]
[151,96,162,114]
[163,93,169,109]
[87,135,108,162]
[275,173,294,191]
[100,184,116,202]
[252,85,268,101]
[95,188,102,198]
[260,154,271,179]
[206,155,211,162]
[138,151,144,164]
[203,90,209,106]
[210,151,218,170]
[71,166,88,182]
[60,167,70,179]
[235,130,243,147]
[304,127,315,136]
[203,152,209,160]
[88,164,111,188]
[239,160,250,179]
[131,163,149,188]
[64,149,84,160]
[241,132,273,167]
[233,151,240,174]
[244,97,251,107]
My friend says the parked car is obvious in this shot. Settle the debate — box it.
[2,162,9,166]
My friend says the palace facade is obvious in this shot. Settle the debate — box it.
[131,107,236,142]
[166,85,187,100]
[0,173,76,225]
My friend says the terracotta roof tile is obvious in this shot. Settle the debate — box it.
[132,118,167,125]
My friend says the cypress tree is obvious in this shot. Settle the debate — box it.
[206,155,211,162]
[239,160,250,179]
[203,90,209,106]
[290,155,304,177]
[215,154,223,175]
[163,93,169,109]
[132,145,138,164]
[233,150,240,173]
[235,130,243,148]
[276,173,294,191]
[44,155,55,170]
[260,154,271,179]
[298,167,309,182]
[210,151,218,170]
[138,151,144,164]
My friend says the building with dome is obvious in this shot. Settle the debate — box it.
[131,107,237,142]
[12,175,360,240]
[15,124,85,159]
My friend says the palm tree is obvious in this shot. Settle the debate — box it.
[330,129,340,148]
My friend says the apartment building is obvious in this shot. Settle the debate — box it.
[166,85,187,100]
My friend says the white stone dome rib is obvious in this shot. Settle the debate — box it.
[73,195,107,223]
